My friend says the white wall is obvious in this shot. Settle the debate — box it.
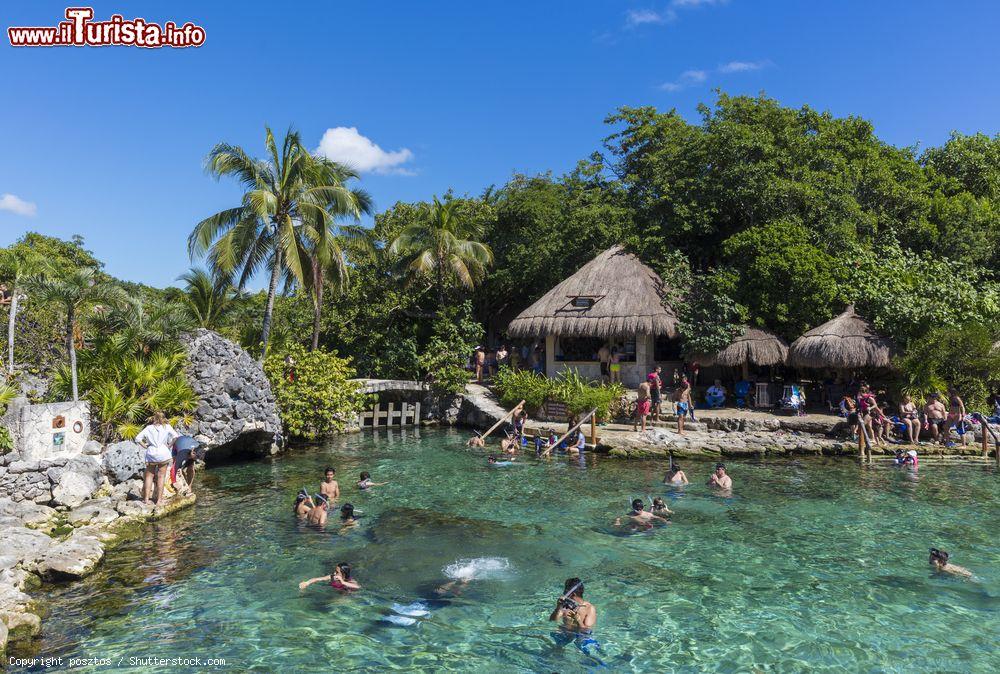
[14,401,91,461]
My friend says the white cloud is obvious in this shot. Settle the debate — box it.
[626,8,674,26]
[659,82,683,92]
[671,0,727,8]
[719,60,768,73]
[315,127,414,175]
[0,193,36,217]
[681,69,708,82]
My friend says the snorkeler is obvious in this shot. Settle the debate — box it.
[500,434,519,455]
[488,455,514,466]
[298,562,361,592]
[707,463,733,490]
[467,434,485,448]
[358,471,387,490]
[650,497,672,517]
[320,466,340,502]
[306,493,329,526]
[664,463,689,485]
[929,548,972,578]
[294,489,314,517]
[549,577,598,651]
[614,499,668,529]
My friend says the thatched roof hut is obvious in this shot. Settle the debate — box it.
[507,246,678,339]
[787,305,895,369]
[699,326,788,368]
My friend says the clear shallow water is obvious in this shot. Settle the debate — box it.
[11,428,1000,673]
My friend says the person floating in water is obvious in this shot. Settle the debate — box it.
[488,455,514,466]
[707,463,732,491]
[664,463,689,485]
[294,489,314,517]
[650,497,672,518]
[320,466,340,502]
[549,577,600,657]
[358,471,387,490]
[306,493,329,527]
[299,562,361,592]
[614,499,668,530]
[929,548,972,578]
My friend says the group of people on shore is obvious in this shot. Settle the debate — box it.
[471,343,544,382]
[841,385,976,448]
[634,366,699,434]
[133,411,204,506]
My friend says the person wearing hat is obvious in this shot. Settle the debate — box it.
[707,463,732,490]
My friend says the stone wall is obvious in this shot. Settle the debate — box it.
[2,399,90,462]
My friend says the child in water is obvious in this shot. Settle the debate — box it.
[357,471,387,490]
[298,562,361,591]
[293,489,314,517]
[650,497,672,517]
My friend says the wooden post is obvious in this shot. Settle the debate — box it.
[982,421,989,458]
[386,402,395,427]
[479,400,525,441]
[858,426,865,464]
[371,403,380,429]
[414,402,421,426]
[590,413,597,445]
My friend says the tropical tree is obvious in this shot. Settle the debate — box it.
[28,268,122,400]
[171,267,239,330]
[388,196,494,308]
[189,127,366,359]
[0,248,38,374]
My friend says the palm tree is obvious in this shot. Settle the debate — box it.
[0,247,44,375]
[189,127,366,360]
[29,268,122,401]
[388,196,494,308]
[172,267,238,330]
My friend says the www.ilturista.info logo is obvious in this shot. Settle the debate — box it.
[8,7,206,48]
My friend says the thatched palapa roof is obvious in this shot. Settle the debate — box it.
[507,246,678,339]
[787,305,895,369]
[698,326,788,367]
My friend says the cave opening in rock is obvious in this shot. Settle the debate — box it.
[204,431,276,466]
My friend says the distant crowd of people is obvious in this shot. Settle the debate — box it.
[470,343,544,382]
[840,385,984,448]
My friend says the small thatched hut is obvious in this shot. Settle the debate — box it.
[699,326,789,379]
[507,246,680,386]
[787,305,895,369]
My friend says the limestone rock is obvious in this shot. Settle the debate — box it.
[66,499,120,527]
[102,440,145,483]
[3,527,53,565]
[179,329,282,454]
[0,498,57,528]
[34,534,105,580]
[51,456,103,508]
[82,440,104,456]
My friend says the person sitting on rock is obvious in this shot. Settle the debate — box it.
[705,380,726,409]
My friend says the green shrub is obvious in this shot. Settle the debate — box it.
[264,343,372,440]
[416,302,483,394]
[0,426,12,454]
[493,366,554,413]
[898,323,1000,411]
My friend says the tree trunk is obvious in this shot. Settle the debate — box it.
[259,249,283,362]
[67,307,78,401]
[436,255,445,311]
[7,289,19,374]
[310,264,324,351]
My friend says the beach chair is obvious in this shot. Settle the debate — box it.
[779,384,806,415]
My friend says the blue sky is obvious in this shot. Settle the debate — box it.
[1,1,998,288]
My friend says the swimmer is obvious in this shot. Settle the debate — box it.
[614,499,668,529]
[664,463,689,485]
[650,496,672,517]
[467,434,485,448]
[298,561,361,591]
[488,455,514,466]
[339,502,359,530]
[929,548,972,578]
[306,493,329,527]
[294,489,314,517]
[358,471,387,490]
[707,463,732,490]
[500,434,519,455]
[320,466,340,502]
[549,577,597,633]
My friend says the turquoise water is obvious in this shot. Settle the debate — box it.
[11,428,1000,673]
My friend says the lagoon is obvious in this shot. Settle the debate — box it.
[11,429,1000,672]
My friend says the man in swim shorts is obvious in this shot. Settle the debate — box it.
[674,382,692,435]
[634,381,652,432]
[647,366,663,422]
[598,343,611,383]
[320,467,340,502]
[924,393,947,444]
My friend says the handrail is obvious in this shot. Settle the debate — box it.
[479,400,525,442]
[543,408,597,457]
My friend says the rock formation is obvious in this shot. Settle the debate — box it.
[179,329,282,458]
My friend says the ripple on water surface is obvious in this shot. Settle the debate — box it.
[10,428,1000,673]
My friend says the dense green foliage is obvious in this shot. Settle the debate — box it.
[898,324,1000,410]
[263,343,371,439]
[494,367,626,421]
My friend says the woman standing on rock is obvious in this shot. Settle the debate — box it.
[135,411,180,506]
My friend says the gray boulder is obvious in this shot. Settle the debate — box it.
[179,329,282,455]
[102,441,145,483]
[3,527,53,564]
[34,533,105,580]
[82,440,103,456]
[50,456,103,508]
[66,499,119,527]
